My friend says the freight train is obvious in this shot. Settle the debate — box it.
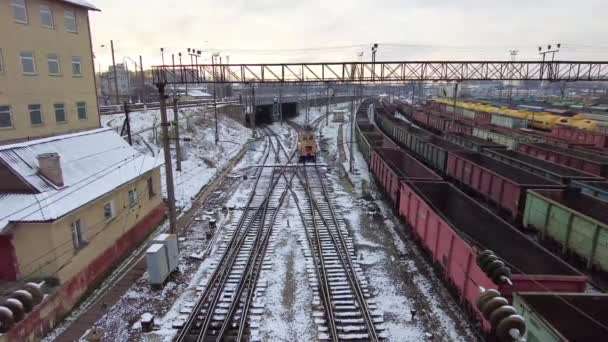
[374,100,608,271]
[434,98,601,131]
[356,99,592,341]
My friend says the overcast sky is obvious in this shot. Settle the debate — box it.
[89,0,608,71]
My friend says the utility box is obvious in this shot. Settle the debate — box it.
[153,233,179,272]
[332,109,347,122]
[146,243,170,288]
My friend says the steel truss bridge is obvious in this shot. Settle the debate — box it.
[152,61,608,85]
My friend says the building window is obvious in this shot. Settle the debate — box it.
[71,56,81,76]
[128,188,138,208]
[103,201,115,221]
[71,219,86,250]
[0,49,4,74]
[54,103,66,123]
[20,51,36,74]
[76,101,87,119]
[28,104,43,125]
[40,4,53,28]
[11,0,28,24]
[47,53,60,75]
[147,177,156,198]
[0,106,13,128]
[64,10,76,33]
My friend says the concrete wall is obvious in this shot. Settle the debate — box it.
[0,0,100,143]
[7,168,162,284]
[218,103,246,126]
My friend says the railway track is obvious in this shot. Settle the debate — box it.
[175,130,298,342]
[291,162,384,341]
[175,118,382,341]
[272,121,384,341]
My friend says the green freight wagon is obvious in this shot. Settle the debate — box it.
[523,189,608,271]
[513,292,608,342]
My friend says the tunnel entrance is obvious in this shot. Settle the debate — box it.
[254,102,299,124]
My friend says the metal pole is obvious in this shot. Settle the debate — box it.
[110,40,120,105]
[139,55,145,107]
[172,54,176,98]
[213,56,219,144]
[125,62,131,103]
[251,84,256,137]
[173,98,182,172]
[349,86,355,173]
[451,82,459,129]
[326,85,329,126]
[279,86,283,124]
[124,101,132,145]
[182,53,188,97]
[158,84,177,235]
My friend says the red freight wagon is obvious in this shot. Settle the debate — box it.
[446,151,564,220]
[398,181,586,332]
[551,126,608,148]
[518,143,608,177]
[426,113,450,133]
[371,148,442,206]
[412,110,429,128]
[449,120,475,135]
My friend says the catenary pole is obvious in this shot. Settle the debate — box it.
[111,40,120,105]
[158,84,177,234]
[173,98,182,172]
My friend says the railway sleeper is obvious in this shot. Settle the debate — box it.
[338,332,371,340]
[336,325,368,333]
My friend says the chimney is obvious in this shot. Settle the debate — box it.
[37,152,64,187]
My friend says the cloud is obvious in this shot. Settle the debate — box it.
[89,0,608,69]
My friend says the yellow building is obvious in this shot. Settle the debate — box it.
[0,0,100,143]
[0,128,165,341]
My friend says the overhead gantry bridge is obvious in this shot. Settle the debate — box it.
[152,60,608,85]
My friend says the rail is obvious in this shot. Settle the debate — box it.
[175,128,299,341]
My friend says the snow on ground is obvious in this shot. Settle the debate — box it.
[320,103,478,341]
[252,126,317,340]
[53,102,476,341]
[41,108,254,341]
[102,105,252,212]
[86,137,268,342]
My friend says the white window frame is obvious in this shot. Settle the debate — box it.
[71,56,81,76]
[0,105,13,129]
[76,101,87,119]
[103,201,115,221]
[71,219,86,250]
[39,4,54,29]
[147,177,156,198]
[0,49,5,74]
[54,103,66,123]
[47,53,61,75]
[64,9,77,33]
[20,51,37,75]
[11,0,28,24]
[28,104,43,126]
[128,188,138,208]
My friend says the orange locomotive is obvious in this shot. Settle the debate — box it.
[298,126,318,162]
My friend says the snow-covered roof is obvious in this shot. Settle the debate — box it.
[57,0,100,11]
[185,89,212,98]
[0,128,161,232]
